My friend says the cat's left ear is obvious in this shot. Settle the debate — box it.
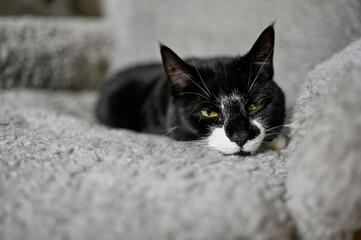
[247,25,275,68]
[160,44,193,95]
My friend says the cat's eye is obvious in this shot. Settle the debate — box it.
[200,110,218,118]
[249,100,264,111]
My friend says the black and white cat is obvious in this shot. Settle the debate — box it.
[96,25,286,155]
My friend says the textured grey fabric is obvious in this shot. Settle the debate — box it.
[286,39,361,154]
[0,17,109,89]
[0,90,291,240]
[102,0,361,109]
[286,39,361,240]
[1,2,361,239]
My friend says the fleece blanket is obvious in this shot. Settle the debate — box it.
[1,38,361,240]
[286,39,361,240]
[0,89,291,240]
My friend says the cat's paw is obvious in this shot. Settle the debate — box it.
[265,135,287,151]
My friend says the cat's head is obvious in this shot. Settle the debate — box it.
[161,25,285,155]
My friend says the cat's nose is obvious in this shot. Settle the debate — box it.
[225,119,249,146]
[228,131,249,146]
[225,117,249,147]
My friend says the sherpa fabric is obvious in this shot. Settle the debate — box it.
[0,90,291,240]
[286,39,361,240]
[0,17,109,89]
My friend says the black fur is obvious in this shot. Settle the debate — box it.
[96,25,285,154]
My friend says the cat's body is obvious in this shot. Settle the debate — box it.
[96,26,286,155]
[96,63,169,133]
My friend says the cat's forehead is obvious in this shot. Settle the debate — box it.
[218,90,246,110]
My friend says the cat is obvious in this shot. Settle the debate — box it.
[96,25,286,155]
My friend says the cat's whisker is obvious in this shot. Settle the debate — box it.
[163,127,178,136]
[247,48,273,94]
[196,115,203,126]
[175,67,211,99]
[173,91,211,101]
[186,101,212,122]
[265,127,281,134]
[263,133,283,138]
[185,139,209,147]
[263,139,278,144]
[247,56,254,91]
[264,132,281,137]
[191,58,213,97]
[264,132,283,138]
[188,101,211,117]
[258,146,268,153]
[265,124,289,132]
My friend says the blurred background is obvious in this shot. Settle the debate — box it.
[0,0,102,16]
[0,0,360,109]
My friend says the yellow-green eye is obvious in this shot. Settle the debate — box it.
[249,100,264,111]
[200,110,218,118]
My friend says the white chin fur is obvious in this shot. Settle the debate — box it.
[207,127,240,154]
[206,120,265,155]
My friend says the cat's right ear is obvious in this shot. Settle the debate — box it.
[160,45,193,95]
